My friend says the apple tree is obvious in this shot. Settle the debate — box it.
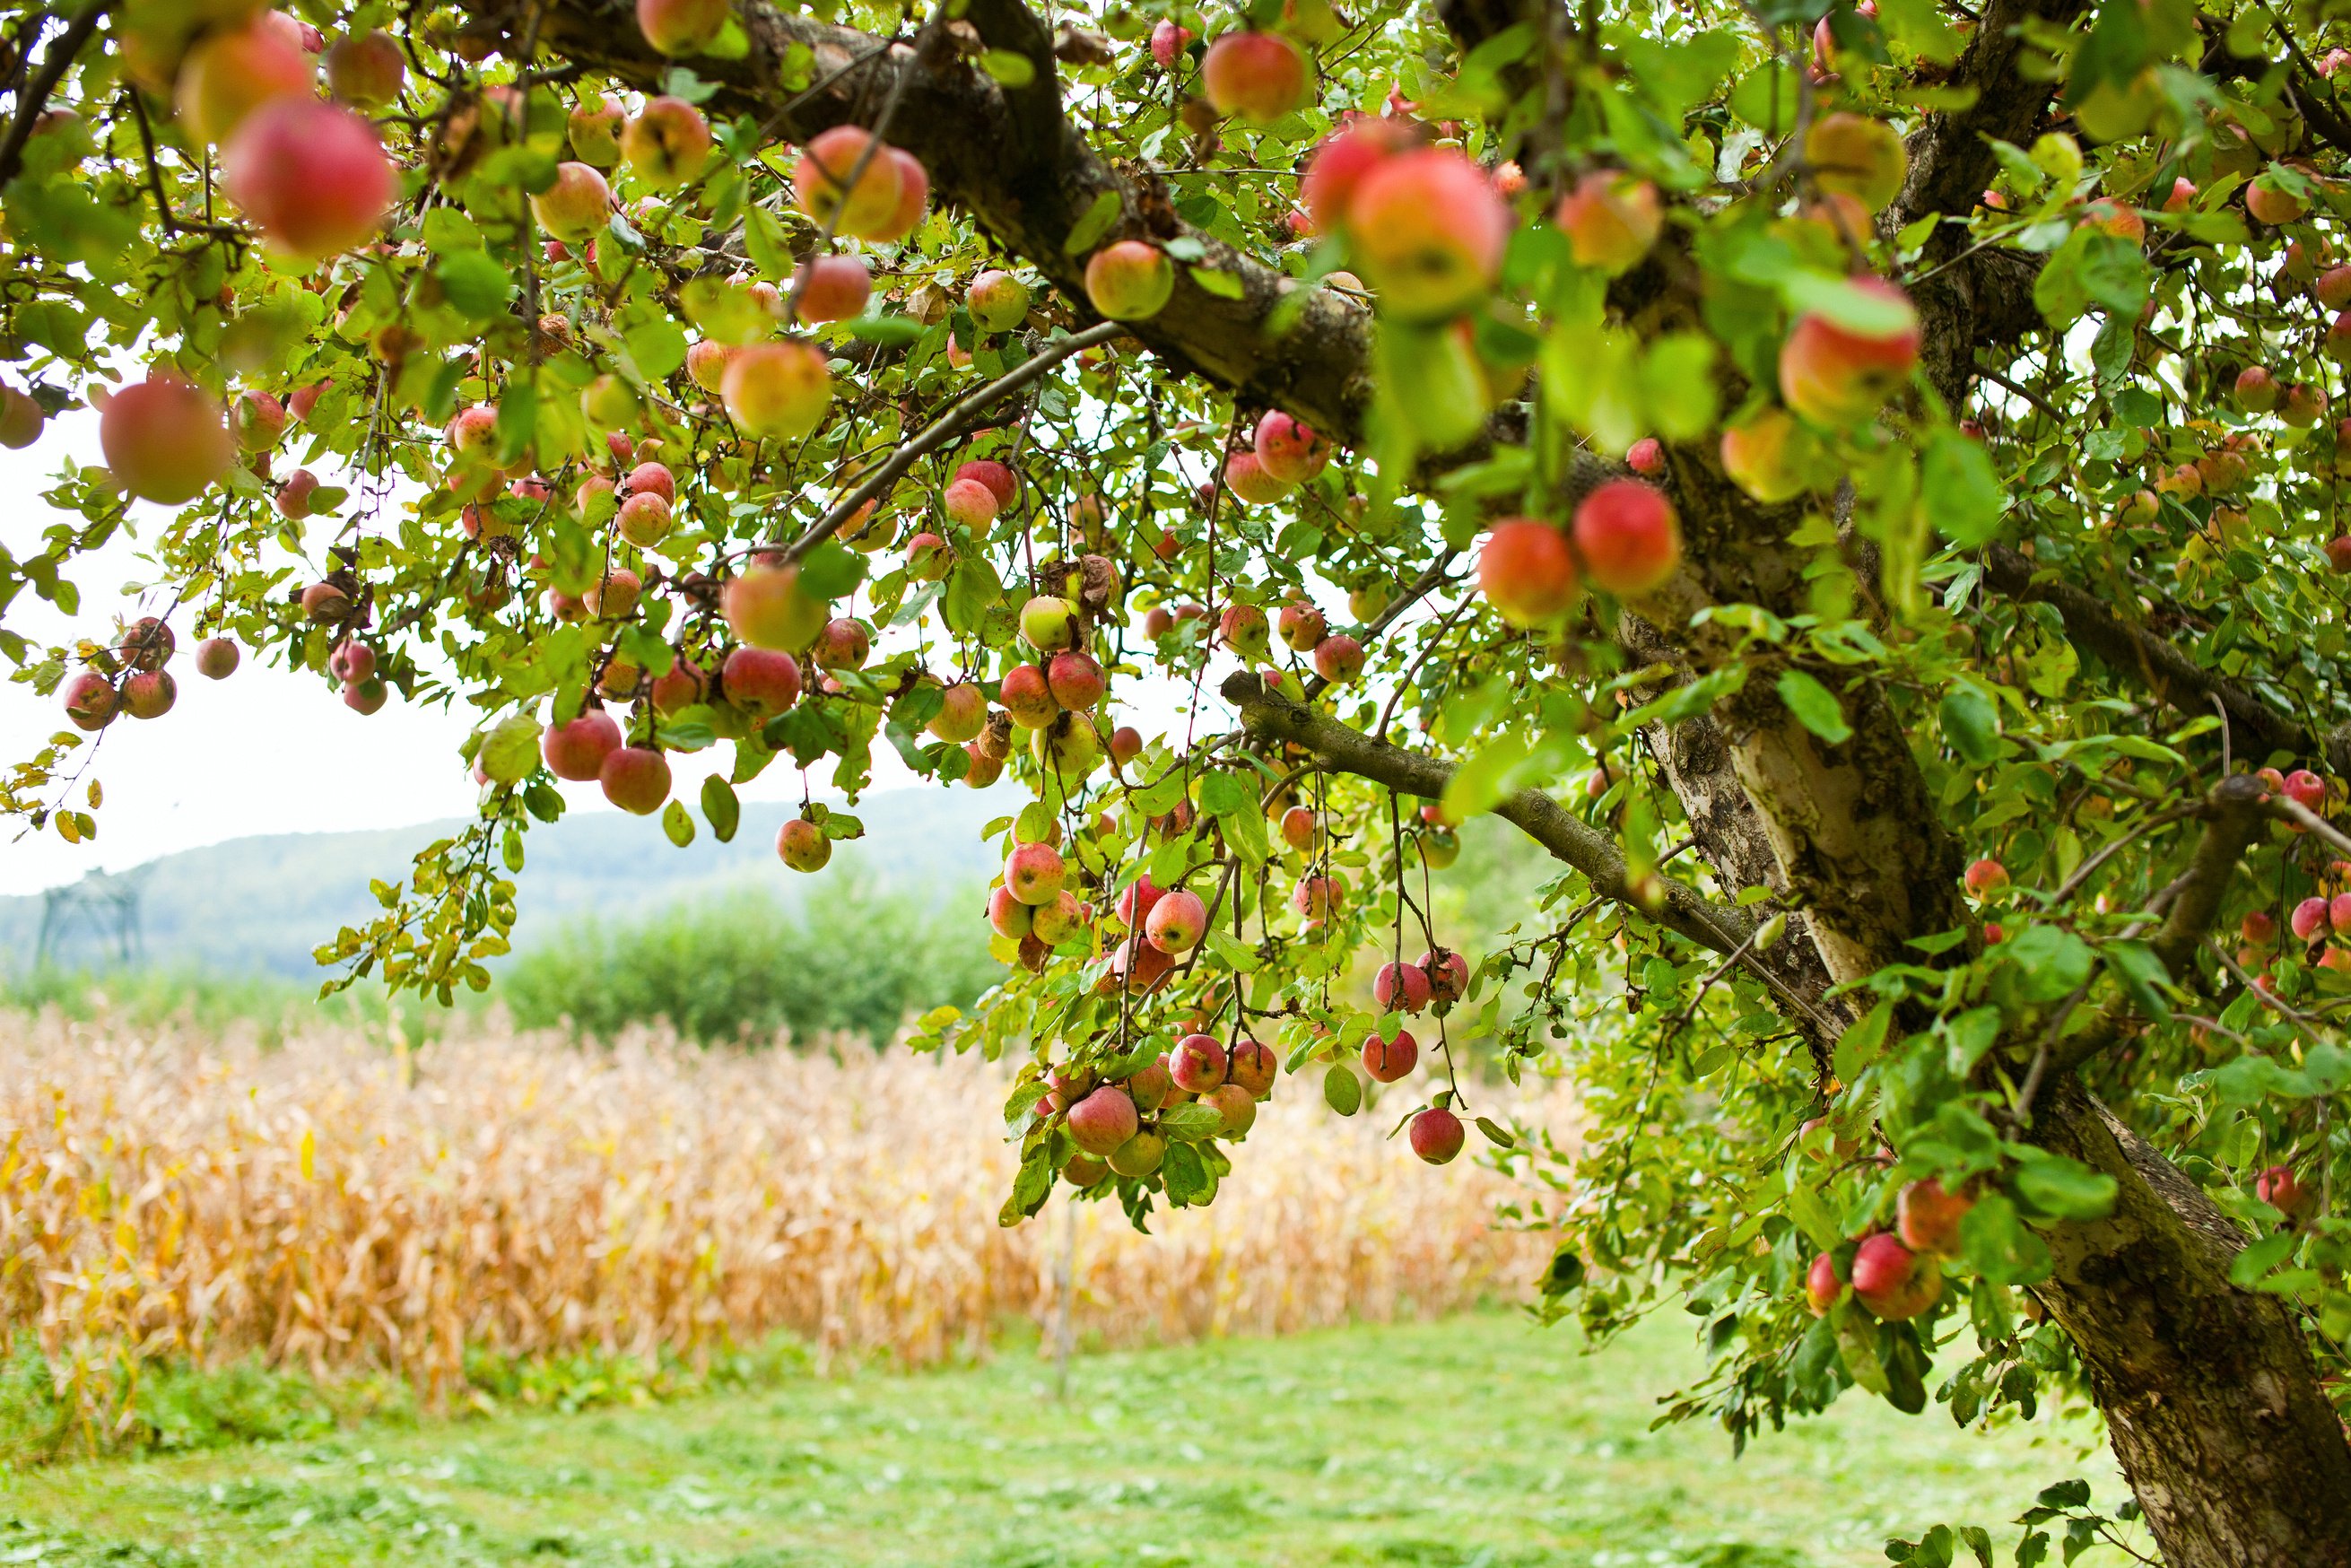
[4,0,2351,1557]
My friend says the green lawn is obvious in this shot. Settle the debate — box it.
[0,1312,2127,1567]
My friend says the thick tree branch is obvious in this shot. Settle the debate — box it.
[1221,668,1757,959]
[1981,544,2339,769]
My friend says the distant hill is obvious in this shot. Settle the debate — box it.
[2,785,1012,980]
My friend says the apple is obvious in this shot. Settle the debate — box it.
[583,568,640,620]
[1345,148,1510,320]
[1116,875,1166,928]
[1780,275,1920,425]
[231,389,285,454]
[1031,713,1101,780]
[62,672,117,731]
[1254,410,1331,483]
[328,640,376,684]
[1375,959,1432,1014]
[1554,170,1662,274]
[1420,947,1469,1006]
[1363,1029,1417,1082]
[1895,1178,1973,1257]
[617,492,673,547]
[2257,1163,2312,1216]
[955,458,1019,506]
[796,254,872,323]
[1227,1039,1277,1096]
[324,29,405,109]
[341,675,386,715]
[176,15,313,146]
[1804,1251,1844,1316]
[1019,595,1081,652]
[1146,888,1208,954]
[1850,1233,1941,1320]
[1067,1085,1140,1156]
[1201,31,1310,125]
[967,269,1031,332]
[1084,240,1175,320]
[1109,725,1142,765]
[1302,118,1415,233]
[301,580,351,623]
[0,386,43,449]
[622,97,713,188]
[795,126,904,238]
[777,817,832,872]
[1964,857,2007,895]
[1276,600,1327,652]
[1477,518,1578,626]
[2234,365,2280,412]
[721,645,802,719]
[542,708,622,780]
[1805,112,1906,211]
[867,147,930,242]
[942,475,999,527]
[636,0,729,55]
[722,341,832,439]
[1001,663,1059,727]
[1720,408,1824,502]
[1150,20,1195,65]
[531,161,613,244]
[928,682,988,744]
[1408,1105,1465,1164]
[1571,479,1681,596]
[1032,890,1085,945]
[194,638,240,680]
[2286,768,2328,812]
[599,746,672,814]
[1222,449,1294,506]
[1046,649,1105,710]
[222,99,396,260]
[1312,634,1364,682]
[100,374,232,505]
[1170,1032,1229,1093]
[2246,176,2307,225]
[1218,603,1271,659]
[1005,841,1067,904]
[1207,1082,1258,1135]
[568,95,625,166]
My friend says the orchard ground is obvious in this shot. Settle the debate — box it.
[0,1313,2127,1567]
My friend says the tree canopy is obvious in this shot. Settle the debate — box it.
[5,0,2351,1559]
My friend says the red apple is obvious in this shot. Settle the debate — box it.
[622,96,712,188]
[722,341,832,439]
[1779,275,1920,425]
[1408,1105,1465,1164]
[599,745,672,814]
[542,708,622,780]
[1554,170,1662,274]
[1477,518,1578,627]
[1201,31,1310,125]
[1571,479,1681,596]
[100,374,231,505]
[222,98,396,260]
[1084,240,1175,320]
[1345,148,1510,320]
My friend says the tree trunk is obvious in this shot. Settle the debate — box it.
[2024,1085,2351,1564]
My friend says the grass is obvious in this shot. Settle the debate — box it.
[0,1312,2126,1568]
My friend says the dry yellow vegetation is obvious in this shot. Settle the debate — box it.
[0,1008,1569,1440]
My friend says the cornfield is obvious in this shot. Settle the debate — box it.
[0,1007,1572,1442]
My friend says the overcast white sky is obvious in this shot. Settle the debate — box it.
[0,405,1233,897]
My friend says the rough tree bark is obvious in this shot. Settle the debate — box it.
[522,0,2351,1555]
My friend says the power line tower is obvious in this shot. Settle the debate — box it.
[34,870,145,971]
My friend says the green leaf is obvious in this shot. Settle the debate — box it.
[700,774,740,842]
[1161,1139,1208,1204]
[1920,431,2005,546]
[1474,1115,1514,1148]
[437,250,515,320]
[744,205,793,283]
[1957,1191,2051,1285]
[660,798,695,847]
[623,318,689,380]
[1832,1296,1891,1395]
[1189,266,1245,300]
[1937,684,2001,767]
[1159,1103,1228,1142]
[1204,927,1258,972]
[2011,1153,2118,1221]
[1322,1062,1362,1116]
[978,48,1036,87]
[1775,669,1852,746]
[2227,1230,2296,1289]
[1063,190,1122,257]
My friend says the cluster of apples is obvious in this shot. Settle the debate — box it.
[58,617,241,734]
[126,6,400,266]
[1806,1176,1974,1323]
[1053,1028,1284,1188]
